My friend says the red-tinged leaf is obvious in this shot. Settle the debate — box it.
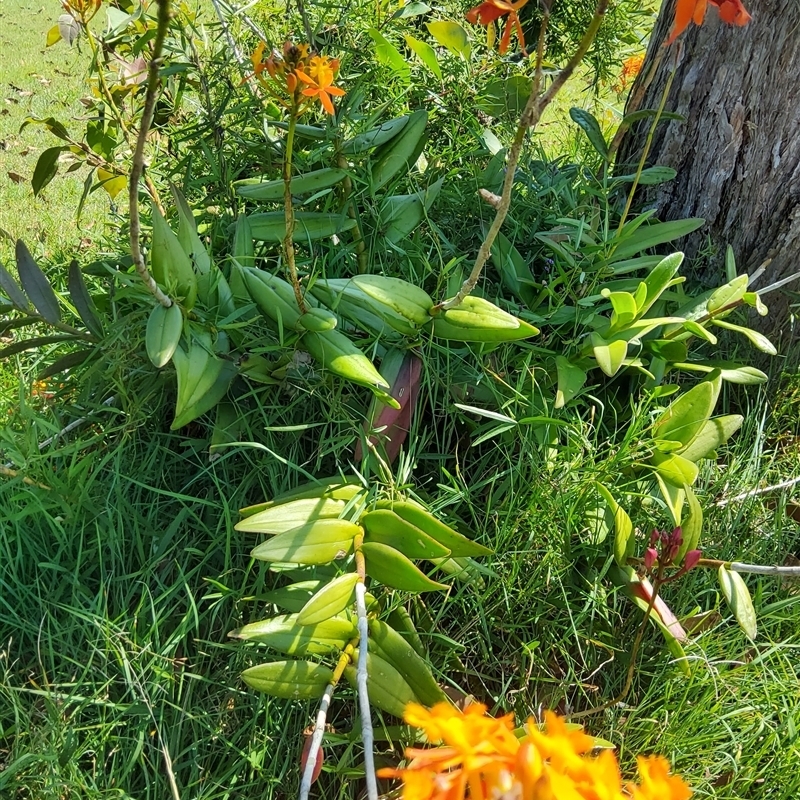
[356,351,422,463]
[301,732,323,785]
[630,576,687,642]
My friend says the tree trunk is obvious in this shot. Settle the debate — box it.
[617,0,800,337]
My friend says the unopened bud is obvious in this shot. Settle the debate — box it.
[683,550,702,571]
[644,547,658,571]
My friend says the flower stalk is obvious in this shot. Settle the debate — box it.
[129,0,173,308]
[436,0,609,312]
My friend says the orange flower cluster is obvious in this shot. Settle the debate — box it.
[667,0,751,44]
[378,703,692,800]
[62,0,102,22]
[613,54,645,94]
[250,41,345,115]
[466,0,529,55]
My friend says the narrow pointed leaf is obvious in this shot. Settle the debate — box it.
[16,240,61,324]
[67,260,103,338]
[0,261,31,311]
[297,572,359,625]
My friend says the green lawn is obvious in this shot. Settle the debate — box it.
[0,0,108,266]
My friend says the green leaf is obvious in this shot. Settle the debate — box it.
[678,415,743,462]
[15,240,60,324]
[670,361,769,384]
[37,348,95,379]
[654,381,715,447]
[261,581,324,612]
[236,497,350,534]
[0,261,31,311]
[590,333,628,377]
[707,275,748,313]
[230,613,357,655]
[405,35,442,79]
[426,20,470,57]
[368,29,411,81]
[718,566,757,641]
[569,108,608,159]
[742,291,769,316]
[645,339,688,362]
[711,319,777,355]
[602,288,637,329]
[246,212,357,243]
[554,356,587,409]
[361,542,447,592]
[0,334,75,359]
[655,473,684,525]
[145,303,183,368]
[676,483,702,563]
[31,146,67,197]
[490,231,536,306]
[682,319,717,344]
[637,252,685,315]
[610,220,703,262]
[67,260,103,338]
[241,660,334,700]
[393,1,432,17]
[621,109,686,126]
[171,185,211,275]
[20,116,70,141]
[478,76,531,118]
[651,451,699,487]
[251,519,361,565]
[297,572,359,625]
[595,484,634,567]
[46,24,62,47]
[614,166,677,185]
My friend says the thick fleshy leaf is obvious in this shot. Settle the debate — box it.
[718,566,757,641]
[368,28,411,80]
[654,381,715,447]
[596,484,634,567]
[555,356,587,409]
[230,613,357,655]
[569,108,608,159]
[362,542,447,591]
[679,415,743,462]
[297,572,359,625]
[251,519,361,564]
[242,660,333,700]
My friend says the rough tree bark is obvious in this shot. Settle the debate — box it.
[618,0,800,337]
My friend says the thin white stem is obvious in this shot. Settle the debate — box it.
[715,475,800,506]
[729,562,800,578]
[355,581,378,800]
[298,682,334,800]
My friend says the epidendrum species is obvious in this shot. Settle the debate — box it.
[2,0,789,797]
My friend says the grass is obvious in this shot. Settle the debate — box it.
[1,1,800,799]
[0,0,109,266]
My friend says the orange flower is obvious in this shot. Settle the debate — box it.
[249,42,345,114]
[667,0,751,45]
[297,61,346,115]
[466,0,529,55]
[628,756,693,800]
[62,0,102,21]
[378,703,692,800]
[614,53,644,93]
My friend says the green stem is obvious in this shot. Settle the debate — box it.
[434,0,608,312]
[283,106,306,313]
[129,0,172,308]
[615,47,678,236]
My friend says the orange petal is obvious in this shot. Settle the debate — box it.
[666,0,699,44]
[498,18,513,53]
[318,90,335,114]
[692,0,708,24]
